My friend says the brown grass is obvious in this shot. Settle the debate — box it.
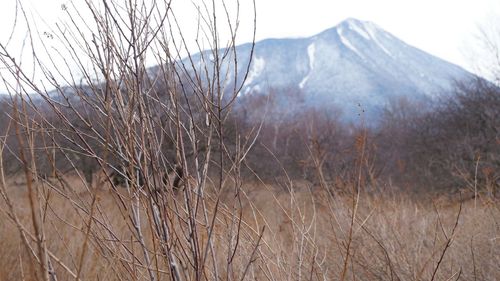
[1,175,498,281]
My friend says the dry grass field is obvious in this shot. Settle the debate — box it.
[0,0,498,280]
[1,174,498,281]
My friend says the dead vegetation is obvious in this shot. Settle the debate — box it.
[0,0,499,280]
[1,174,499,280]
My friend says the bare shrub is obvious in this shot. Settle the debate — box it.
[0,0,266,280]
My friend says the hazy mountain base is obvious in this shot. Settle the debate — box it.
[1,174,498,280]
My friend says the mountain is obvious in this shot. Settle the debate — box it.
[185,18,476,123]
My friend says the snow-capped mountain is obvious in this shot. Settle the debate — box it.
[186,18,476,122]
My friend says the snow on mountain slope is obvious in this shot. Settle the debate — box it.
[183,18,476,123]
[299,43,316,89]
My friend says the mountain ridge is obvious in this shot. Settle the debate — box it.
[185,18,476,123]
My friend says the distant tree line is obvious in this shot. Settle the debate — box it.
[229,77,499,196]
[0,75,498,196]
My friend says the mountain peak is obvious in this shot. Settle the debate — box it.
[183,19,475,123]
[340,18,374,28]
[335,18,384,41]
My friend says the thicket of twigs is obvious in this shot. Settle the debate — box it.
[232,79,499,197]
[0,1,498,280]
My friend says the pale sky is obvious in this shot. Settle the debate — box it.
[255,0,499,70]
[1,0,499,92]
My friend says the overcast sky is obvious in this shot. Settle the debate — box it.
[1,0,499,91]
[255,0,499,70]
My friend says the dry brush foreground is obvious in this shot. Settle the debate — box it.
[1,174,499,281]
[0,0,498,280]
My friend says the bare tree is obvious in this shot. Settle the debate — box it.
[0,0,264,280]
